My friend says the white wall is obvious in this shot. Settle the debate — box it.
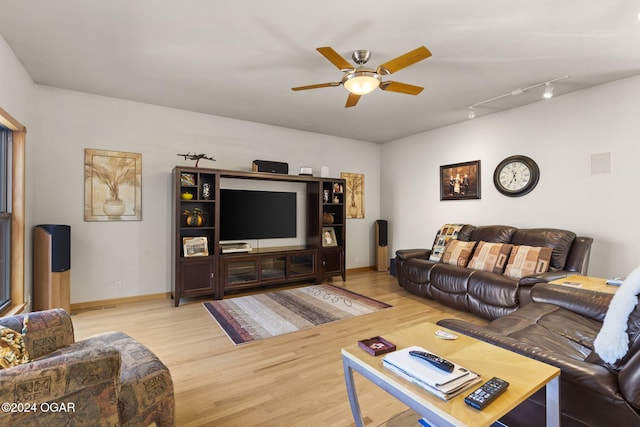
[381,75,640,279]
[33,87,381,303]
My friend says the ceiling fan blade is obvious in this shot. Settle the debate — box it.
[291,82,341,91]
[380,81,424,95]
[345,93,361,108]
[376,46,432,75]
[317,47,355,71]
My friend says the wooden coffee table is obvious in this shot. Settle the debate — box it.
[342,322,560,427]
[549,275,618,294]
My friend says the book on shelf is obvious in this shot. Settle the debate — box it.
[382,346,481,401]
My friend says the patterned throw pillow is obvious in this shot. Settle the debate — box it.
[429,224,465,262]
[0,325,30,369]
[441,240,477,267]
[467,241,514,274]
[504,245,553,279]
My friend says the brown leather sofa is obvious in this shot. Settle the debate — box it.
[395,225,593,320]
[438,283,640,427]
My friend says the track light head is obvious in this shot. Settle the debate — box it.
[543,82,554,99]
[468,107,475,119]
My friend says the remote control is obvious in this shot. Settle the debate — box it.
[464,377,509,409]
[409,350,455,373]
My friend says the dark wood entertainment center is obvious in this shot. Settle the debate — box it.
[172,167,346,306]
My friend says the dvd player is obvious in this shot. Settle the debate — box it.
[220,242,252,253]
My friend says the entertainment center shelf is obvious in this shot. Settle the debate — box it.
[172,167,346,306]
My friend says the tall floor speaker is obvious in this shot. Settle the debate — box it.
[33,224,71,313]
[375,220,388,272]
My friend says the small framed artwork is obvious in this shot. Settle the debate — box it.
[440,160,481,201]
[181,173,196,186]
[183,236,209,257]
[322,227,338,247]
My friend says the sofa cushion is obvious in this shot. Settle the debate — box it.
[468,225,517,244]
[467,241,514,273]
[429,224,465,262]
[0,326,30,369]
[510,228,576,270]
[504,245,553,279]
[441,240,477,267]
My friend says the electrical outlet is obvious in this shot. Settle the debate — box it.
[115,280,122,288]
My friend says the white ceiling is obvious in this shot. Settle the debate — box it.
[1,1,639,143]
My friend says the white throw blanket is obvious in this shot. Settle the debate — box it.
[593,265,640,364]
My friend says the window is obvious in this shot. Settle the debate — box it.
[0,126,10,311]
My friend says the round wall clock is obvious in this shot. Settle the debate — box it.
[493,155,540,197]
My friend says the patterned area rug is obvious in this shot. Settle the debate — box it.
[203,284,392,344]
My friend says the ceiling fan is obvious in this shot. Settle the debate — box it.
[292,46,432,108]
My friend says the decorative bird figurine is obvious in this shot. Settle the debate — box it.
[177,153,216,167]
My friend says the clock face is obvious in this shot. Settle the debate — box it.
[493,156,539,197]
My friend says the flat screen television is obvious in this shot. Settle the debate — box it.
[219,189,297,240]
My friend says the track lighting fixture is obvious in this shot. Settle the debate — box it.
[466,75,568,119]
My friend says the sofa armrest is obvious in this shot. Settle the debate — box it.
[0,346,121,424]
[0,346,121,400]
[0,309,76,359]
[530,283,612,322]
[395,248,431,261]
[518,270,573,287]
[437,318,620,398]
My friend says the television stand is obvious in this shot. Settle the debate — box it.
[220,246,318,293]
[172,167,346,304]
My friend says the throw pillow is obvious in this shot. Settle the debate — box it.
[429,224,465,262]
[504,245,553,279]
[467,241,514,274]
[0,325,30,369]
[441,240,477,267]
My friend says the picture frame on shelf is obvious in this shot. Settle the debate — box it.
[440,160,481,201]
[322,227,338,247]
[183,236,209,257]
[181,173,196,186]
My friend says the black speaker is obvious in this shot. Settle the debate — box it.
[376,220,388,246]
[252,160,289,174]
[375,220,389,272]
[35,224,71,272]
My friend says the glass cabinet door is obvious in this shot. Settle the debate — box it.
[288,252,315,278]
[260,256,286,281]
[225,258,258,285]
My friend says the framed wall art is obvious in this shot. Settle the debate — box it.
[440,160,481,200]
[84,149,142,221]
[340,172,365,218]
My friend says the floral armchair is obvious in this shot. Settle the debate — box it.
[0,308,175,426]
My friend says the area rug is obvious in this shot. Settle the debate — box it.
[203,284,391,344]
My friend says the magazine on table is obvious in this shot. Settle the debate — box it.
[382,346,481,401]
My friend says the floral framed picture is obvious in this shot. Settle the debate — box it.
[341,172,365,218]
[440,160,481,201]
[84,149,142,221]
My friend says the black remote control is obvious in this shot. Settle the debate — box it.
[409,350,455,373]
[464,377,509,409]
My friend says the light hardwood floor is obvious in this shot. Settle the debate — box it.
[71,270,486,426]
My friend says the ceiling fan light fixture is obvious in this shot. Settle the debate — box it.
[343,71,381,95]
